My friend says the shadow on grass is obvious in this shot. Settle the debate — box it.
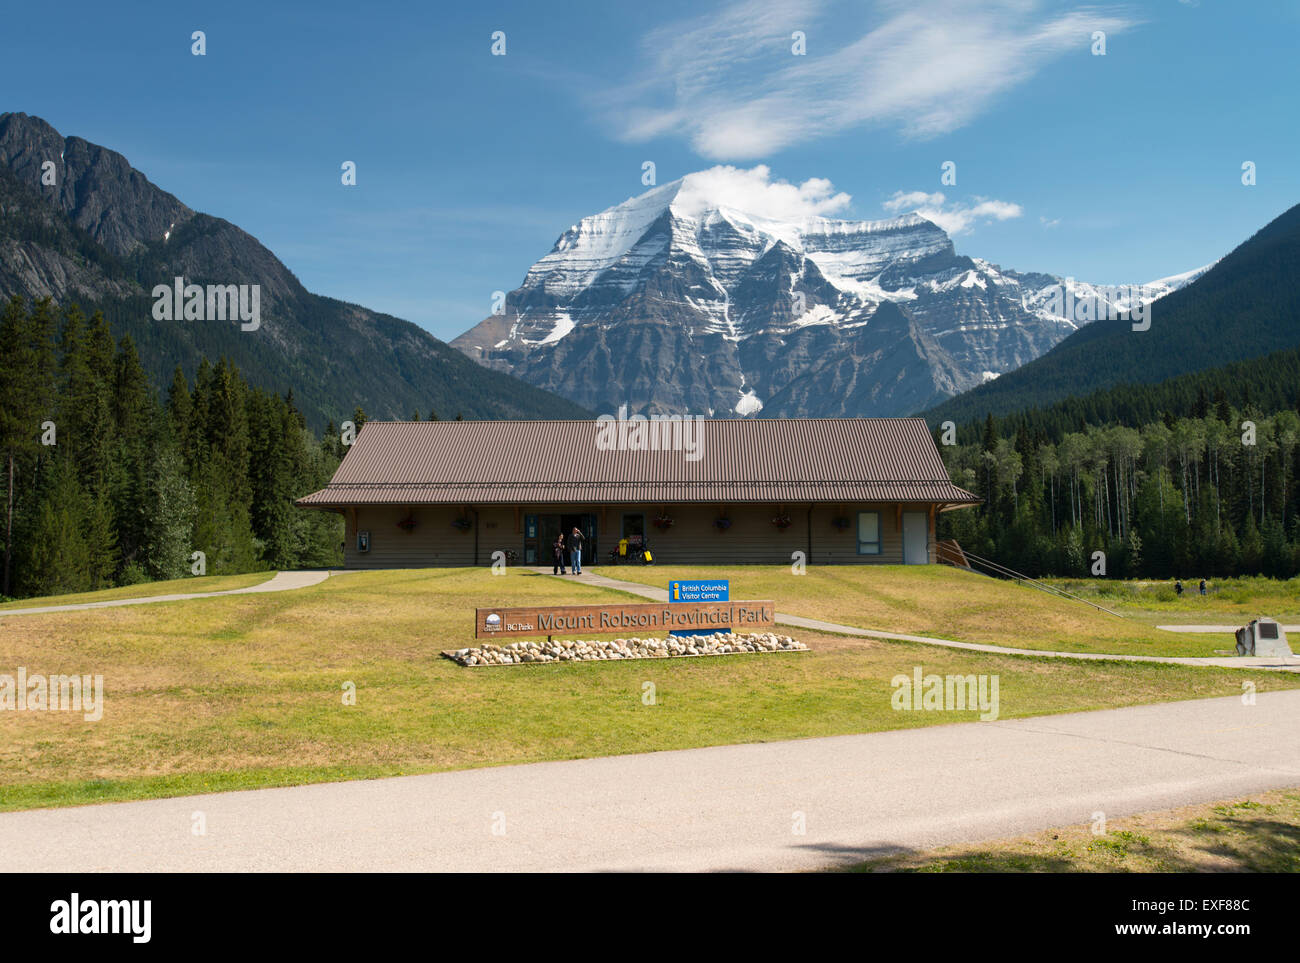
[821,804,1300,873]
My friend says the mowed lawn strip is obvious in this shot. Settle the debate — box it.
[1044,576,1300,627]
[0,572,276,611]
[600,564,1240,657]
[844,788,1300,873]
[1,567,1296,812]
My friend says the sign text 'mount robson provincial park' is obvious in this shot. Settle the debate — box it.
[476,601,776,639]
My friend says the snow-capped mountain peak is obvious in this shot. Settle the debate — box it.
[453,174,1210,419]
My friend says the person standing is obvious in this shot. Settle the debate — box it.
[570,526,584,574]
[552,532,566,575]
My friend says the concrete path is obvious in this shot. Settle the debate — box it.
[0,570,335,616]
[3,691,1297,872]
[549,569,1300,672]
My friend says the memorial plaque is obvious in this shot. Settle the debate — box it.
[1236,617,1293,657]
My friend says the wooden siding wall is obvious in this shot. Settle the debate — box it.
[343,503,934,569]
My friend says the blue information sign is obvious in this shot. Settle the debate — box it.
[669,580,729,603]
[669,580,730,636]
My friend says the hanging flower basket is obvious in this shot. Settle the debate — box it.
[397,513,417,533]
[451,516,473,533]
[771,512,792,531]
[713,516,732,532]
[832,515,851,532]
[652,512,675,531]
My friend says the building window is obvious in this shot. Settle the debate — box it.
[857,512,881,555]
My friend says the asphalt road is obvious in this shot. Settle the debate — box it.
[3,691,1298,872]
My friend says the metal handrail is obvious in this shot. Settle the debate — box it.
[953,548,1125,619]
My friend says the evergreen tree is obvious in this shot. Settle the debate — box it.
[142,444,196,580]
[0,299,343,598]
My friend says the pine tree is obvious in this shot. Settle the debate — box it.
[110,335,153,576]
[142,444,196,580]
[0,297,40,595]
[21,455,93,596]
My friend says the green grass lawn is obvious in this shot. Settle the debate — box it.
[1,567,1296,812]
[1044,576,1300,626]
[594,563,1233,657]
[0,571,276,610]
[847,788,1300,872]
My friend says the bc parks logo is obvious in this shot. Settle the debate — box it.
[484,613,502,632]
[50,894,151,943]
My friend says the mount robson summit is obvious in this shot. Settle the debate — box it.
[453,174,1210,419]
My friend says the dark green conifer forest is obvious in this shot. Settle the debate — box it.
[936,384,1300,580]
[0,295,344,600]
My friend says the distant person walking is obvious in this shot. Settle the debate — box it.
[1199,579,1207,596]
[1175,579,1184,597]
[552,533,566,575]
[570,526,584,574]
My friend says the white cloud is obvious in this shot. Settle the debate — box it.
[883,190,1022,235]
[599,0,1139,160]
[674,164,853,219]
[882,190,945,212]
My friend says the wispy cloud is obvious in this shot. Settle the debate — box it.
[882,190,1022,235]
[599,0,1138,159]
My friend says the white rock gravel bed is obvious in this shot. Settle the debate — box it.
[447,632,807,666]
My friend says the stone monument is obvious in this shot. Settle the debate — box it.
[1235,618,1293,657]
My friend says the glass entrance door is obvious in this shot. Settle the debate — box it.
[525,512,598,567]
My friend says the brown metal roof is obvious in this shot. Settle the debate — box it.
[296,418,980,508]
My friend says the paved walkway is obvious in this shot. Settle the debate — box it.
[3,691,1297,872]
[0,570,335,616]
[545,569,1300,672]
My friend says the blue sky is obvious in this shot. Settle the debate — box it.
[2,0,1297,341]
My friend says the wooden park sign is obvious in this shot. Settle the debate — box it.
[475,601,775,639]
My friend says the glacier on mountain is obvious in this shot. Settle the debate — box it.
[451,172,1211,418]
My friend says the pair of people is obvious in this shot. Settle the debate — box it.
[552,527,585,575]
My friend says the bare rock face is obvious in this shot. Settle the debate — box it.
[0,112,194,258]
[452,175,1204,418]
